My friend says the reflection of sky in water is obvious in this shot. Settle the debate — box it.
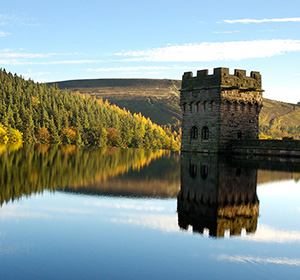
[1,178,300,279]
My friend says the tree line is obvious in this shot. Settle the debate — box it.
[0,69,181,150]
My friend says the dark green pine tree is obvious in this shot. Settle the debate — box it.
[14,111,23,131]
[23,113,36,143]
[48,116,61,144]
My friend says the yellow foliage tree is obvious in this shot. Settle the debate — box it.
[0,126,9,144]
[8,128,23,144]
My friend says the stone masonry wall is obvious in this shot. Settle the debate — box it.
[180,67,263,153]
[180,88,221,152]
[219,95,261,151]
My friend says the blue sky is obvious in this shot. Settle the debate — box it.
[1,0,300,103]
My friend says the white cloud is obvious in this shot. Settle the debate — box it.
[0,49,102,66]
[241,224,300,244]
[258,29,275,32]
[87,200,167,212]
[0,30,10,37]
[33,60,102,65]
[217,254,300,266]
[87,66,170,72]
[0,50,75,59]
[86,65,202,72]
[22,72,49,78]
[111,213,180,233]
[213,31,240,34]
[114,40,300,62]
[0,14,39,26]
[222,17,300,24]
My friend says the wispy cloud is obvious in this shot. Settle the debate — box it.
[87,66,170,72]
[86,65,202,72]
[0,50,101,66]
[115,39,300,62]
[0,50,76,59]
[89,200,167,212]
[213,31,240,34]
[0,59,102,66]
[218,254,300,266]
[111,213,180,233]
[258,29,275,32]
[221,17,300,24]
[241,224,300,244]
[0,30,11,37]
[0,14,39,26]
[22,72,49,78]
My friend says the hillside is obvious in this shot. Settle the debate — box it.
[260,98,300,127]
[50,79,182,126]
[52,78,300,139]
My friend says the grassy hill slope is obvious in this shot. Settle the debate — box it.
[51,78,300,138]
[260,98,300,127]
[50,79,181,126]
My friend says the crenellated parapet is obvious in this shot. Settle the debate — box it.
[181,67,262,92]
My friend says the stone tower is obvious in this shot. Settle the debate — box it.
[180,67,263,153]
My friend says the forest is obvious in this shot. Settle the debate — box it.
[0,69,181,150]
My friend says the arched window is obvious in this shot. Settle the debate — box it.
[210,101,214,111]
[201,164,208,179]
[202,126,209,140]
[247,103,252,113]
[234,101,238,112]
[191,126,198,139]
[226,101,231,111]
[196,102,200,113]
[189,164,197,178]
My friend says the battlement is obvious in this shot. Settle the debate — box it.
[181,67,262,91]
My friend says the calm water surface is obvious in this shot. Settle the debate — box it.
[0,145,300,279]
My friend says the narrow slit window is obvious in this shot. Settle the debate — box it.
[202,126,209,140]
[191,126,198,139]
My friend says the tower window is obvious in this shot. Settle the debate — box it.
[210,101,214,111]
[189,164,197,178]
[196,102,200,113]
[201,164,208,179]
[191,126,198,139]
[202,126,209,140]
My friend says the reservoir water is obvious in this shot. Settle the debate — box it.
[0,145,300,279]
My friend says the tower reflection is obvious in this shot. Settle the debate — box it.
[177,153,259,237]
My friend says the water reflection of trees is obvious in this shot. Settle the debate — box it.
[178,153,259,238]
[0,144,179,205]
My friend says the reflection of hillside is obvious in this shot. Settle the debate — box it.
[178,153,259,238]
[0,145,179,205]
[257,170,300,185]
[64,153,180,198]
[65,178,180,198]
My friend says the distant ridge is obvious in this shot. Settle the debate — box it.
[48,78,179,89]
[48,78,182,126]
